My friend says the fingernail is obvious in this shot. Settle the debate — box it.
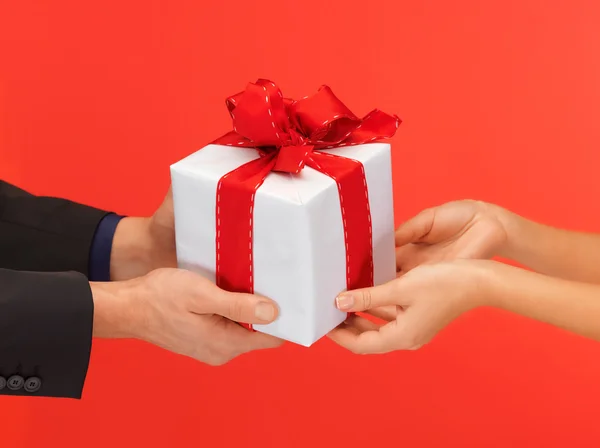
[255,302,276,321]
[336,293,354,310]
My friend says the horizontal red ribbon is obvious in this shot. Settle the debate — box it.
[212,80,401,330]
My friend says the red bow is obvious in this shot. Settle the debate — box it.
[213,79,401,174]
[211,80,400,330]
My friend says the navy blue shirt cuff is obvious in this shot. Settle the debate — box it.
[89,213,124,282]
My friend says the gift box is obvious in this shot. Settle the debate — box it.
[170,80,401,346]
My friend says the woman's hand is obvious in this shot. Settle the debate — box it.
[328,260,496,354]
[394,200,511,274]
[397,199,600,284]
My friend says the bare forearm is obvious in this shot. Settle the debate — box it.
[484,261,600,341]
[498,208,600,283]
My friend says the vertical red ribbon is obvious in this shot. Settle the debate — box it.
[215,155,276,294]
[307,152,374,291]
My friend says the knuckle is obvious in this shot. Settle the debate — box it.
[396,339,412,351]
[203,345,233,366]
[396,324,419,351]
[252,335,283,351]
[392,279,404,294]
[361,290,373,310]
[389,280,405,301]
[399,336,419,351]
[227,298,245,322]
[267,338,285,349]
[207,353,229,366]
[347,340,370,355]
[205,357,219,366]
[228,344,244,360]
[350,345,366,355]
[421,209,436,238]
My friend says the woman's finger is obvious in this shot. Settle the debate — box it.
[335,280,399,313]
[395,244,417,272]
[364,306,398,322]
[345,314,382,332]
[328,321,398,354]
[395,208,436,247]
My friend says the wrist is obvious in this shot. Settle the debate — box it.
[462,259,508,309]
[492,205,528,261]
[90,279,141,339]
[478,259,538,311]
[90,282,130,339]
[110,217,154,281]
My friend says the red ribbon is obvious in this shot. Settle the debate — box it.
[212,79,401,330]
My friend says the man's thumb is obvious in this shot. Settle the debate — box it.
[212,291,279,325]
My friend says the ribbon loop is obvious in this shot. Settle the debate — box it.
[225,80,289,147]
[288,85,360,142]
[214,79,402,163]
[342,109,401,145]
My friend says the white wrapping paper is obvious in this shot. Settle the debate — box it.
[170,142,396,346]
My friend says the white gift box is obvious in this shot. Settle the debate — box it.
[170,142,396,347]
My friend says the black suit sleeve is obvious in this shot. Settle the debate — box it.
[0,180,109,274]
[0,180,110,398]
[0,269,94,398]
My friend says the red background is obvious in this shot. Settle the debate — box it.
[2,0,600,446]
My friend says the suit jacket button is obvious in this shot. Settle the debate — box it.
[7,375,24,391]
[24,377,42,393]
[0,376,6,391]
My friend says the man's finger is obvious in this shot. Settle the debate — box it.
[229,323,284,352]
[335,280,398,313]
[215,318,284,359]
[203,289,280,325]
[395,208,435,247]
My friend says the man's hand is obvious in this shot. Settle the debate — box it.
[394,200,511,274]
[109,188,177,281]
[92,268,282,365]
